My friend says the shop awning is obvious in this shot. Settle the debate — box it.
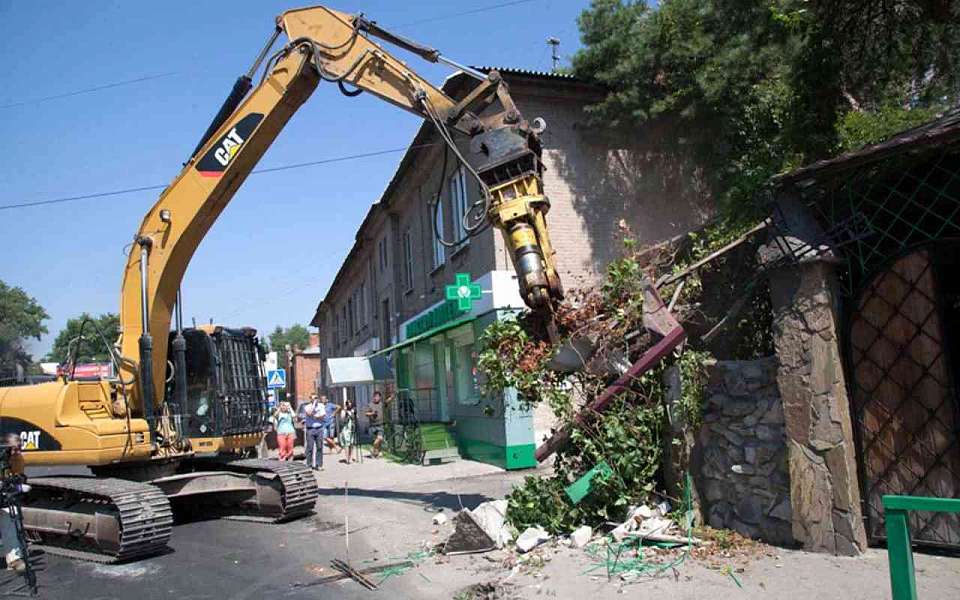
[326,354,394,386]
[369,314,478,358]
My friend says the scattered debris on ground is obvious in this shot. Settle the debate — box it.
[453,581,519,600]
[570,525,592,549]
[515,526,551,553]
[443,500,513,555]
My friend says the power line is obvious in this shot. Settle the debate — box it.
[2,1,541,110]
[0,143,439,212]
[391,0,538,29]
[0,72,178,109]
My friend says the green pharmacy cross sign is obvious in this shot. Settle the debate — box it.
[446,273,482,311]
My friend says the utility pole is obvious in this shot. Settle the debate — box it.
[547,37,560,72]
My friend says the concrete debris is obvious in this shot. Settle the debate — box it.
[443,511,496,555]
[570,525,593,549]
[515,526,551,553]
[432,512,448,526]
[470,500,512,548]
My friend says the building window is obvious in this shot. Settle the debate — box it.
[358,281,366,327]
[449,325,478,405]
[449,166,470,245]
[432,195,445,270]
[402,228,414,292]
[378,237,388,272]
[347,297,355,335]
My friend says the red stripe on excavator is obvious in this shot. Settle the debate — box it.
[197,171,223,178]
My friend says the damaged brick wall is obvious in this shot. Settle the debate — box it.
[694,358,794,545]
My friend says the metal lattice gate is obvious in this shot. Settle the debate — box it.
[849,247,960,547]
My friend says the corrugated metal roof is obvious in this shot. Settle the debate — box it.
[471,66,578,79]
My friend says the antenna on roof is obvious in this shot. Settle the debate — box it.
[547,37,560,72]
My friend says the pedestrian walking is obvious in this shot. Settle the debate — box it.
[339,399,357,463]
[365,391,385,458]
[272,401,296,461]
[302,394,325,471]
[322,395,343,453]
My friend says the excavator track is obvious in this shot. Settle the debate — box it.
[24,477,173,564]
[215,458,317,522]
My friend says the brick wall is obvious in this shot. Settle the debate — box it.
[312,69,715,367]
[290,351,320,404]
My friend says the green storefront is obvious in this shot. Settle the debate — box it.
[375,272,537,470]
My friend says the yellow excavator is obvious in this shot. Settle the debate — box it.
[0,5,563,562]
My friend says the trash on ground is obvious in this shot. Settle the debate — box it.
[564,460,613,504]
[432,511,448,526]
[570,525,593,549]
[515,526,551,553]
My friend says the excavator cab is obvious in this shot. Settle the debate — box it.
[164,326,268,443]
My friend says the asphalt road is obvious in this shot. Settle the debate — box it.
[33,513,396,600]
[17,466,424,599]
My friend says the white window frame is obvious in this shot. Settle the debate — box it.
[432,195,445,270]
[449,166,470,245]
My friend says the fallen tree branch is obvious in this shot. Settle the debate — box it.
[655,220,769,289]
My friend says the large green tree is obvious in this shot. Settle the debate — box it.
[0,280,49,374]
[267,324,311,355]
[46,313,120,364]
[572,0,960,221]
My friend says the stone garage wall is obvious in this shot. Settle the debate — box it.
[695,357,794,545]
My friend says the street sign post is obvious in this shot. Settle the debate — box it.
[266,368,286,390]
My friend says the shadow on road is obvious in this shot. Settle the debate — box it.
[316,486,492,513]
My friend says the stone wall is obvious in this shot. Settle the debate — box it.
[695,357,794,545]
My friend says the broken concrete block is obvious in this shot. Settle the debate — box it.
[515,526,551,553]
[443,511,496,555]
[570,525,592,549]
[432,512,448,526]
[471,500,512,548]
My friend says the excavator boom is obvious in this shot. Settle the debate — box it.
[2,4,565,566]
[119,5,563,419]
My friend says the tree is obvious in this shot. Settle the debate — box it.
[46,313,120,364]
[0,280,49,375]
[267,324,311,354]
[572,0,960,222]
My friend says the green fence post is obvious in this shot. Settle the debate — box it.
[883,505,917,600]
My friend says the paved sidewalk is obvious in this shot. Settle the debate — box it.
[271,446,960,599]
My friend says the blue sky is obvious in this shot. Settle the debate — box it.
[0,0,587,357]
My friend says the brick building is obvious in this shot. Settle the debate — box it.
[310,68,712,468]
[287,333,321,405]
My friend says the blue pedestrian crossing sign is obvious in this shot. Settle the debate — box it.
[266,369,286,389]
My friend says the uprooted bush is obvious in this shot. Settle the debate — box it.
[480,225,736,536]
[506,395,664,534]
